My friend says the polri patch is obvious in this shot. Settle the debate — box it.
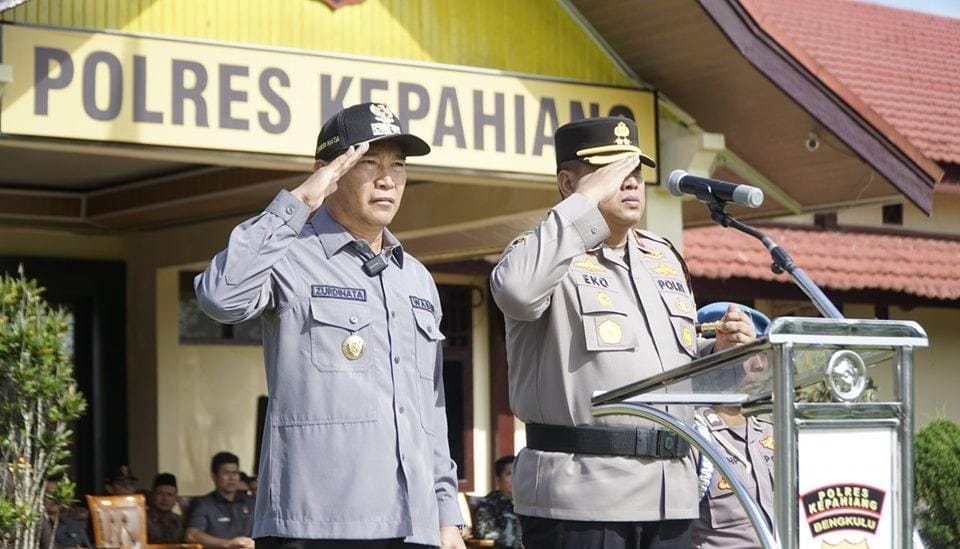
[312,285,367,301]
[410,296,435,312]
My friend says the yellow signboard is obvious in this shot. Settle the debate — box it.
[1,24,657,178]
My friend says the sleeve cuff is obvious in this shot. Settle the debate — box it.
[438,496,464,528]
[265,190,312,231]
[552,193,610,249]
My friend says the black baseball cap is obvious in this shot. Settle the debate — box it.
[314,102,431,161]
[555,116,656,168]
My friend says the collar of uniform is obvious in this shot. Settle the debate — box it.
[381,227,405,268]
[311,206,404,267]
[600,244,627,268]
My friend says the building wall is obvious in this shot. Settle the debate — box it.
[2,0,642,491]
[2,0,631,86]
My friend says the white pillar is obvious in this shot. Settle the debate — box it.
[645,116,724,251]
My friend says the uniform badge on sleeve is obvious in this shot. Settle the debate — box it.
[342,334,366,360]
[597,319,623,345]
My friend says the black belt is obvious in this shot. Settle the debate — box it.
[526,423,691,459]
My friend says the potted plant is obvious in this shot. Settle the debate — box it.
[0,270,86,549]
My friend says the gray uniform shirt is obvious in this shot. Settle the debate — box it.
[186,491,254,539]
[490,193,705,522]
[692,409,775,549]
[195,191,462,545]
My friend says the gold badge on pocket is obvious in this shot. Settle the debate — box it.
[597,291,613,307]
[682,326,694,348]
[597,319,623,345]
[342,334,365,360]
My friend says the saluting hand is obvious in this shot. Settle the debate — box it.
[574,154,641,206]
[713,303,757,353]
[290,141,370,211]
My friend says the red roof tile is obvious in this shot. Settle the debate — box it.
[740,0,960,164]
[684,225,960,300]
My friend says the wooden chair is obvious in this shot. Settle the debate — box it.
[86,494,200,549]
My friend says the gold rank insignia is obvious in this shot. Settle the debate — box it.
[342,334,365,360]
[573,258,607,273]
[652,263,679,277]
[675,298,692,314]
[597,319,623,345]
[682,326,693,348]
[613,121,631,145]
[639,247,664,259]
[597,291,613,307]
[717,477,731,491]
[760,436,774,450]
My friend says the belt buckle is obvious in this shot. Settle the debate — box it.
[656,430,677,458]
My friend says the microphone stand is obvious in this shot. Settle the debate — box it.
[706,202,843,319]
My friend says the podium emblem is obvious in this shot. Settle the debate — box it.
[825,350,867,401]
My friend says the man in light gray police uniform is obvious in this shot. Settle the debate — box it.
[196,103,464,549]
[490,116,756,548]
[692,303,775,549]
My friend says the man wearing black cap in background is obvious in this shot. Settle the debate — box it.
[196,103,464,549]
[149,473,185,544]
[491,116,756,548]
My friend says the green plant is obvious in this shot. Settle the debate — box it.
[915,418,960,549]
[0,270,86,549]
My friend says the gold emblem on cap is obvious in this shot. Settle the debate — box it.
[597,291,613,307]
[573,258,607,273]
[342,334,366,360]
[652,263,679,277]
[613,121,631,146]
[682,326,693,347]
[597,319,623,345]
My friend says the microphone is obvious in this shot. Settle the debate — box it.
[666,170,764,208]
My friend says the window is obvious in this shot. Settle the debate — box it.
[438,284,475,491]
[882,204,903,226]
[178,271,262,344]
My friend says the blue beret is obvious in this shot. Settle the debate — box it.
[697,302,771,336]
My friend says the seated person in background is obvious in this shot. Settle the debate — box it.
[148,472,184,544]
[692,303,775,549]
[185,452,255,549]
[41,474,92,549]
[104,465,138,495]
[473,455,521,548]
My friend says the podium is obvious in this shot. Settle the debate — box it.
[592,317,928,549]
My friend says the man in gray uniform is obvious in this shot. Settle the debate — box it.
[196,103,464,549]
[692,303,774,548]
[490,117,756,548]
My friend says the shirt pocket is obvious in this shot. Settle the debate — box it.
[413,308,445,435]
[576,285,637,352]
[707,477,751,528]
[309,300,374,372]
